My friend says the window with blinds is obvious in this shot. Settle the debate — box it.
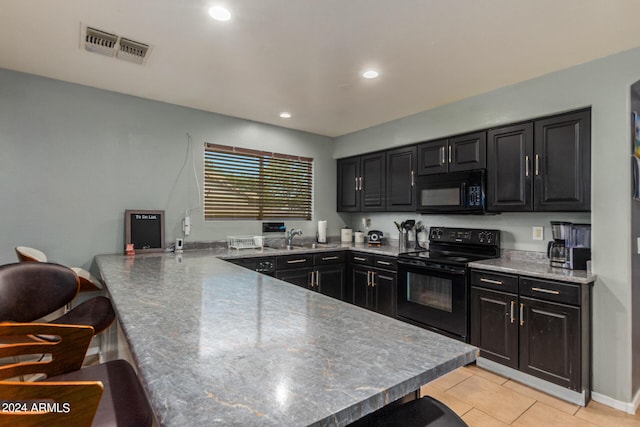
[204,143,313,220]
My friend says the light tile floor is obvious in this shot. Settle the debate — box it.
[420,364,640,426]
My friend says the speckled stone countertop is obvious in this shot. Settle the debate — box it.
[200,241,405,260]
[95,250,476,427]
[468,250,596,285]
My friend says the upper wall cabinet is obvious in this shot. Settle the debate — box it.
[337,152,386,212]
[487,109,591,212]
[417,131,487,175]
[386,146,417,211]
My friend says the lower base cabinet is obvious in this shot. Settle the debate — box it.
[275,251,346,301]
[470,269,591,395]
[349,252,397,318]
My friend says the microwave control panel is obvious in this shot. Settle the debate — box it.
[466,185,483,207]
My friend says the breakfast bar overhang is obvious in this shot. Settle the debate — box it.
[95,251,477,426]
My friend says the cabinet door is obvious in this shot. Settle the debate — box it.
[470,287,518,369]
[386,146,417,211]
[449,131,487,172]
[337,157,360,212]
[316,264,345,301]
[534,109,591,211]
[417,139,448,175]
[275,267,313,289]
[361,152,386,212]
[373,269,396,318]
[519,296,581,390]
[352,266,371,309]
[487,122,534,211]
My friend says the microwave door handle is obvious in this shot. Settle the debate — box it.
[460,182,467,207]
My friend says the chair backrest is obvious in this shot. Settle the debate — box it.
[0,263,79,322]
[0,322,102,426]
[15,246,48,262]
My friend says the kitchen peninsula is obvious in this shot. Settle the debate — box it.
[95,250,477,426]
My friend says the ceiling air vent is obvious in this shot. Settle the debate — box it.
[84,26,118,57]
[117,38,149,64]
[80,24,152,65]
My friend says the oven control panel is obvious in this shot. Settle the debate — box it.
[429,227,500,246]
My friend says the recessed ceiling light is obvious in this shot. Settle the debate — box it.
[279,112,292,119]
[208,6,231,21]
[362,70,379,79]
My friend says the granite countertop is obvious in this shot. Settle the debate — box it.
[468,250,596,285]
[191,242,405,260]
[95,251,476,427]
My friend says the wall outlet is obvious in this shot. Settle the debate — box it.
[532,226,544,241]
[362,218,371,228]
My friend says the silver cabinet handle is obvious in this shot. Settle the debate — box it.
[480,278,503,285]
[371,271,377,287]
[287,259,308,264]
[510,301,515,324]
[314,270,319,288]
[411,170,414,187]
[360,176,363,191]
[322,256,340,261]
[531,287,560,295]
[354,257,367,262]
[367,270,372,286]
[308,271,314,288]
[519,303,524,326]
[448,145,452,164]
[525,155,530,177]
[355,176,359,191]
[535,154,540,176]
[441,146,445,165]
[376,260,392,266]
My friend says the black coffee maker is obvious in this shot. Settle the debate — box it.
[547,221,591,270]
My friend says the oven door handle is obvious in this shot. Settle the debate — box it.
[397,260,466,275]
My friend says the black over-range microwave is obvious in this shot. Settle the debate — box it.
[416,170,486,214]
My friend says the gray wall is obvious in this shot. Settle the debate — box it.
[335,47,640,405]
[631,82,640,398]
[0,68,341,269]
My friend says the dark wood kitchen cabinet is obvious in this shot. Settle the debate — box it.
[386,146,417,211]
[349,252,396,317]
[337,153,386,212]
[487,109,591,212]
[276,251,346,301]
[470,269,591,395]
[470,286,518,369]
[417,131,486,175]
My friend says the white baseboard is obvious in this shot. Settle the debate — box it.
[592,388,640,415]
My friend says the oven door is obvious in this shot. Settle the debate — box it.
[397,259,469,341]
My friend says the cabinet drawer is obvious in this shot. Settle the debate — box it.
[373,255,397,270]
[519,277,580,306]
[349,252,373,266]
[276,254,314,270]
[470,270,518,293]
[314,251,346,265]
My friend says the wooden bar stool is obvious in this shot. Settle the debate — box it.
[0,262,115,337]
[349,395,467,427]
[0,322,153,427]
[15,246,103,292]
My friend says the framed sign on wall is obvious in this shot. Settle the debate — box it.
[125,210,165,253]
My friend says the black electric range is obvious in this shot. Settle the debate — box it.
[397,227,501,341]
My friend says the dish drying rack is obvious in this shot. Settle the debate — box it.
[227,236,264,250]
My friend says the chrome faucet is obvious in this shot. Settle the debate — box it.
[286,228,303,248]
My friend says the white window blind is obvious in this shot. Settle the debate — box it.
[204,143,313,220]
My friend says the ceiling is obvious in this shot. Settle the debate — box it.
[2,1,640,137]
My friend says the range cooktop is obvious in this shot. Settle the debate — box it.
[398,226,501,266]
